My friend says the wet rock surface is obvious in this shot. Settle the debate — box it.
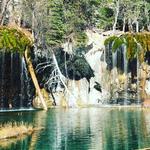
[109,98,142,105]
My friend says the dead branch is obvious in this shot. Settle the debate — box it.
[0,0,11,25]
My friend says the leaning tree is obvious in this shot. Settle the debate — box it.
[0,25,47,110]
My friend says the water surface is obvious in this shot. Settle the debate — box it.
[0,108,150,150]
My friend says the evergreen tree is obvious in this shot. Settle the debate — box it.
[46,0,65,49]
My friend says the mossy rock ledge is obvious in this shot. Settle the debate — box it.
[0,25,33,54]
[104,32,150,63]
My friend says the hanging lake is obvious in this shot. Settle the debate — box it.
[1,108,150,150]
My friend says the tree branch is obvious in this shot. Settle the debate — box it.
[0,0,11,25]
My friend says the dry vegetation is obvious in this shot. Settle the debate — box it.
[0,122,33,140]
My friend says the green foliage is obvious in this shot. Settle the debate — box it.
[75,32,88,48]
[55,49,94,80]
[21,0,150,53]
[100,7,114,18]
[104,33,150,62]
[63,0,93,50]
[104,36,117,46]
[48,0,150,51]
[94,0,150,31]
[46,0,65,48]
[112,38,125,52]
[96,6,114,30]
[0,26,32,54]
[45,0,97,50]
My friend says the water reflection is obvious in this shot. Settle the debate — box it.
[1,108,150,150]
[102,109,150,150]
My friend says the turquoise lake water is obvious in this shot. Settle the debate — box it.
[0,108,150,150]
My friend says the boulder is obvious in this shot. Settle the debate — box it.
[143,99,150,107]
[33,88,53,109]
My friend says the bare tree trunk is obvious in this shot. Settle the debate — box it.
[144,2,150,31]
[122,17,126,32]
[52,52,70,94]
[25,49,47,110]
[113,0,119,32]
[32,7,35,37]
[128,18,133,32]
[0,0,11,25]
[53,52,68,108]
[52,51,79,108]
[136,20,139,32]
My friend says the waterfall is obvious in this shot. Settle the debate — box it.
[112,50,117,82]
[111,49,118,99]
[123,45,128,103]
[20,57,24,108]
[64,52,68,78]
[69,79,77,107]
[1,52,5,109]
[20,56,33,108]
[137,57,140,104]
[104,49,106,63]
[22,56,32,107]
[0,52,2,108]
[10,53,14,108]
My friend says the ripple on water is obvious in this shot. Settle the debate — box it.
[0,108,150,150]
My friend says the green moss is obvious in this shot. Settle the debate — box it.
[75,31,88,48]
[125,34,137,59]
[104,32,150,62]
[104,36,117,46]
[0,26,33,54]
[112,38,125,52]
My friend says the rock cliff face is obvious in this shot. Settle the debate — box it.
[2,0,150,109]
[52,29,111,107]
[85,29,111,105]
[55,30,150,107]
[1,1,133,107]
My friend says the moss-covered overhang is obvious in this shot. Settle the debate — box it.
[104,32,150,62]
[0,26,33,54]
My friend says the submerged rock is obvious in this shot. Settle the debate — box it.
[109,98,141,105]
[0,124,33,140]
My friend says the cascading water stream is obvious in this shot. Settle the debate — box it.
[103,48,106,63]
[64,51,68,78]
[0,52,2,108]
[20,57,24,108]
[22,56,32,107]
[137,56,140,104]
[1,52,5,109]
[10,53,14,108]
[112,49,117,99]
[123,45,128,103]
[112,50,117,82]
